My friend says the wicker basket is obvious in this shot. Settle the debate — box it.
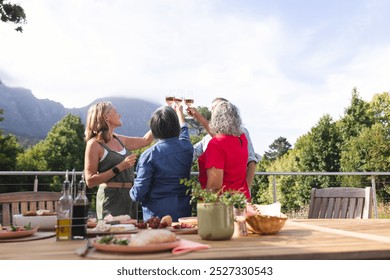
[246,214,287,234]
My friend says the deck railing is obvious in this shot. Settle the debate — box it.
[2,170,390,218]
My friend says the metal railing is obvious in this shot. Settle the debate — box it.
[2,170,389,218]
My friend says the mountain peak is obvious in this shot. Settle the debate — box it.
[0,83,160,146]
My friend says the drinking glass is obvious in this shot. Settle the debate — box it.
[234,207,248,236]
[184,98,194,107]
[165,96,175,106]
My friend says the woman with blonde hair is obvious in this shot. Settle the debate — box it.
[198,101,251,200]
[84,101,154,219]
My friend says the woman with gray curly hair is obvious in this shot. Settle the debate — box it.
[198,101,251,200]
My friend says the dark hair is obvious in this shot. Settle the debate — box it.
[150,106,180,139]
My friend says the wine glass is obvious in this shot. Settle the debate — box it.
[165,96,175,106]
[174,96,184,109]
[184,98,194,107]
[184,97,195,119]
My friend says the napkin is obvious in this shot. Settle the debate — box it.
[172,239,210,255]
[247,202,281,217]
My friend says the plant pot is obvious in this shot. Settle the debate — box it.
[197,202,234,240]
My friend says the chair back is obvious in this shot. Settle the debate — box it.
[0,191,61,226]
[308,187,373,219]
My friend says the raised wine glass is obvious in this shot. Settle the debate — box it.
[184,97,195,119]
[165,96,175,106]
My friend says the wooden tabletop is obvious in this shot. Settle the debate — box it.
[2,219,390,260]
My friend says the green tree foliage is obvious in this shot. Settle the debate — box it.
[0,109,23,191]
[263,136,291,161]
[340,123,390,200]
[44,114,85,171]
[0,0,26,32]
[368,92,390,127]
[16,114,85,191]
[269,150,309,212]
[338,88,373,141]
[295,114,342,173]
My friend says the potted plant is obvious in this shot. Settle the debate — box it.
[181,178,247,240]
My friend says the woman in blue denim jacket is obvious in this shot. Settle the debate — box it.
[130,104,193,222]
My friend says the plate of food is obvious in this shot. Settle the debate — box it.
[169,223,197,234]
[87,222,138,236]
[178,217,198,226]
[0,225,38,239]
[91,229,180,253]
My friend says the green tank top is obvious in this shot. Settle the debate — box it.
[97,135,134,183]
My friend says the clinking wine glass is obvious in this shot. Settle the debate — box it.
[174,96,183,106]
[165,96,175,106]
[184,98,195,119]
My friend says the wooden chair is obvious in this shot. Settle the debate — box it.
[308,187,373,219]
[0,191,61,226]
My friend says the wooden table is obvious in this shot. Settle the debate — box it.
[2,219,390,260]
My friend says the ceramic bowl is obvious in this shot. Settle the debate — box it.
[13,214,57,230]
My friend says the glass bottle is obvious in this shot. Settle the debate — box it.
[56,171,73,241]
[72,174,89,240]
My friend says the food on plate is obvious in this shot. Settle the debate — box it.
[178,217,198,226]
[172,223,196,229]
[103,214,137,224]
[90,220,111,232]
[135,216,171,229]
[96,229,176,247]
[87,217,97,228]
[160,215,172,227]
[23,209,56,216]
[0,223,33,232]
[130,229,176,246]
[136,221,148,229]
[146,217,161,229]
[110,224,136,232]
[89,220,137,233]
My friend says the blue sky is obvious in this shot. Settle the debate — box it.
[1,0,389,154]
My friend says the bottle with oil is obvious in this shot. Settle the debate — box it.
[56,171,73,241]
[72,174,89,240]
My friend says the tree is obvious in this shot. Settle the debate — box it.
[263,136,291,161]
[16,114,85,191]
[0,109,23,192]
[340,123,390,200]
[0,0,26,32]
[368,92,390,127]
[338,88,373,141]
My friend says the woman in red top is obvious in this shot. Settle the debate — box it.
[198,101,251,200]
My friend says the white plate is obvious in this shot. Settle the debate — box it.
[13,214,56,230]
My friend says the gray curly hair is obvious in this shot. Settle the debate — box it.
[210,101,242,136]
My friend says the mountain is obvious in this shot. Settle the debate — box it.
[0,81,160,146]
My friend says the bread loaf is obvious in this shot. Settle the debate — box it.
[130,229,176,246]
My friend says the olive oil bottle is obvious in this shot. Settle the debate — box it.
[56,171,73,241]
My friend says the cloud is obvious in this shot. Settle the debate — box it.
[1,0,389,154]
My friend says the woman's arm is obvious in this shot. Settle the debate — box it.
[84,140,136,188]
[187,107,213,136]
[130,153,153,202]
[205,167,224,193]
[117,130,154,151]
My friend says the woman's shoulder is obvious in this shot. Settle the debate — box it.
[86,138,105,149]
